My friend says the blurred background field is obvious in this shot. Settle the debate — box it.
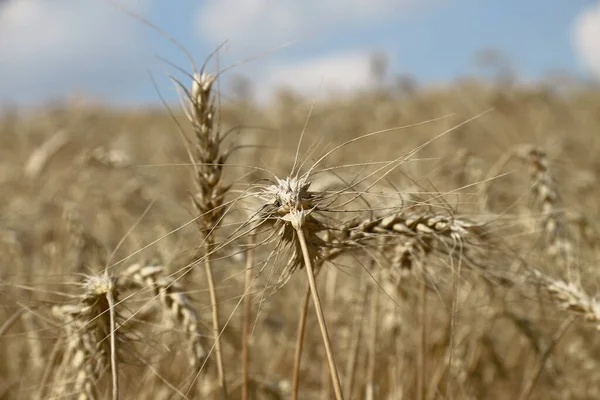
[2,1,600,400]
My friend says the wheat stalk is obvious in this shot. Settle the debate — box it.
[256,174,344,400]
[291,283,311,400]
[241,235,255,400]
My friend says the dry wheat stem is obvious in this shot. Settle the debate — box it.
[181,226,291,396]
[365,279,379,400]
[291,283,311,400]
[203,241,227,398]
[321,267,338,400]
[418,276,428,400]
[106,290,119,400]
[241,235,255,400]
[296,226,344,400]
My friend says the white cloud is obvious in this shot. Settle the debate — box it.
[196,0,416,50]
[0,0,154,104]
[573,3,600,78]
[256,51,376,100]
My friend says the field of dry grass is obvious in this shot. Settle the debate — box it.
[2,66,600,400]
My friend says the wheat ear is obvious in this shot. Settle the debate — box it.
[515,145,573,266]
[177,69,230,396]
[51,272,120,400]
[530,269,600,329]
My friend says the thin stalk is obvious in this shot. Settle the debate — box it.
[241,235,255,400]
[205,237,228,399]
[445,249,463,398]
[365,284,379,400]
[417,278,427,400]
[106,291,119,400]
[296,227,344,400]
[292,283,312,400]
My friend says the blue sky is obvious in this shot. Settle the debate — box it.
[0,0,599,106]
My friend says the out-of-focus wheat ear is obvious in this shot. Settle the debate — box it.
[23,129,69,179]
[452,148,487,209]
[515,145,573,267]
[529,269,600,330]
[83,146,132,169]
[51,273,118,400]
[50,272,120,400]
[459,148,485,187]
[62,201,85,273]
[461,149,487,211]
[120,263,208,369]
[49,308,91,399]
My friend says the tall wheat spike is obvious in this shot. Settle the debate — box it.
[175,67,231,396]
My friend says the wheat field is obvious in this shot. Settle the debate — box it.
[2,53,600,400]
